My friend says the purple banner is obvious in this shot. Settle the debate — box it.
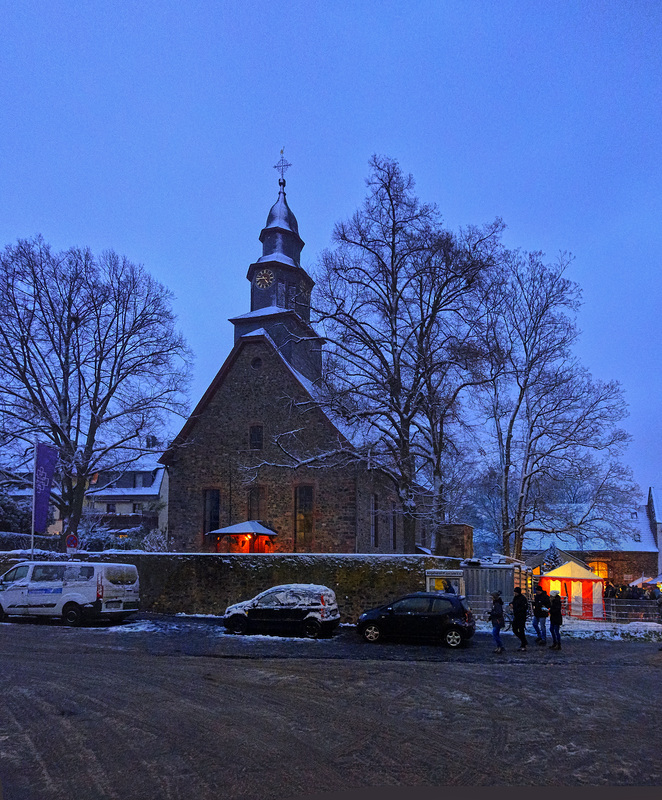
[33,442,58,534]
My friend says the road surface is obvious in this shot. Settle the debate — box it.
[0,615,660,798]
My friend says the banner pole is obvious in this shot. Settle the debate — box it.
[31,437,38,561]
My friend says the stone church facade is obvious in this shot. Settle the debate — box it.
[161,172,427,555]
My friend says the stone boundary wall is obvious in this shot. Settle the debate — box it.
[0,552,457,623]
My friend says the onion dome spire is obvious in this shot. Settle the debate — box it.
[256,149,304,267]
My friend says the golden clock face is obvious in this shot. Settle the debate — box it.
[255,269,275,289]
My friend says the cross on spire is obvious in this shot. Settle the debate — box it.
[273,148,292,186]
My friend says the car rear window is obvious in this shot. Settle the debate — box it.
[431,598,455,614]
[104,566,138,585]
[460,599,472,612]
[63,565,95,582]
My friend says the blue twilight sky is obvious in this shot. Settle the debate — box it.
[1,2,661,494]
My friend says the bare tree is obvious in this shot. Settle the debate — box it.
[472,248,639,558]
[414,221,506,551]
[314,156,496,552]
[0,236,192,542]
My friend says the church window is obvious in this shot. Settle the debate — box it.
[247,486,266,520]
[294,485,314,549]
[588,560,609,579]
[203,489,220,534]
[371,494,379,547]
[249,425,263,450]
[251,357,262,370]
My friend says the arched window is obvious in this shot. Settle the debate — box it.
[294,485,314,550]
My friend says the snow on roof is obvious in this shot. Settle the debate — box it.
[522,504,658,553]
[87,466,166,500]
[280,358,319,400]
[649,488,662,523]
[255,252,298,268]
[233,306,294,321]
[87,486,162,499]
[209,520,277,536]
[542,561,603,580]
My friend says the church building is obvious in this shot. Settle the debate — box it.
[161,166,408,554]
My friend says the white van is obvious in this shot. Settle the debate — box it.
[0,561,140,626]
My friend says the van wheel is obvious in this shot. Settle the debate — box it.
[302,618,321,639]
[62,603,83,627]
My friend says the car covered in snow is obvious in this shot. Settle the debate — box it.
[222,583,340,639]
[357,592,475,648]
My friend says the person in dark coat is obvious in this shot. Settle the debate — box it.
[549,589,563,650]
[488,591,506,654]
[533,584,551,646]
[510,586,529,651]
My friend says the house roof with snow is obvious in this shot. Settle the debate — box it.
[521,504,658,554]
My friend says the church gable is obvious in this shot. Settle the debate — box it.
[178,333,343,461]
[164,332,363,553]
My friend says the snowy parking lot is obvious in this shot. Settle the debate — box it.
[0,613,661,798]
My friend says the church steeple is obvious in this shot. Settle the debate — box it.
[230,154,323,384]
[245,153,313,322]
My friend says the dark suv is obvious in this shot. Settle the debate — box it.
[357,592,475,648]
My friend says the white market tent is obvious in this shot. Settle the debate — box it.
[539,561,604,619]
[628,575,654,587]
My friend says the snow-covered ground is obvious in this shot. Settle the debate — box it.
[475,617,662,641]
[95,614,662,642]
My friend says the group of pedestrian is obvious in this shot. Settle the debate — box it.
[604,581,661,600]
[488,584,564,654]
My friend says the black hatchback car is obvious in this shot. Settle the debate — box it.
[357,592,475,648]
[222,584,340,639]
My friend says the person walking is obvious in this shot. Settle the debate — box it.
[510,586,529,651]
[533,584,551,646]
[549,589,563,650]
[488,591,506,653]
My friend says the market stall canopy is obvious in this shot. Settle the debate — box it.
[628,575,654,587]
[208,521,278,537]
[542,561,599,580]
[540,560,604,619]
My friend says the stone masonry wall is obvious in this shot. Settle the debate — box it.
[0,552,456,623]
[434,524,473,559]
[577,550,658,585]
[166,337,401,555]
